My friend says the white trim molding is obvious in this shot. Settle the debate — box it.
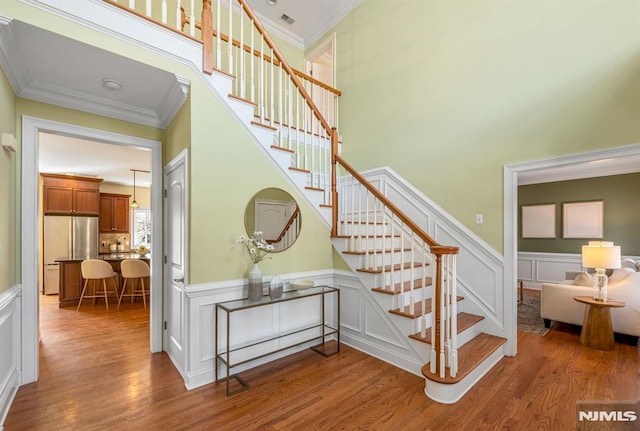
[21,116,164,385]
[504,142,640,356]
[0,285,21,431]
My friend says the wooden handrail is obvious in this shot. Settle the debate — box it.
[101,1,341,96]
[268,206,300,245]
[185,14,342,96]
[101,0,202,44]
[335,154,458,255]
[237,0,332,135]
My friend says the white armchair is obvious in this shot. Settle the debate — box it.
[541,269,640,337]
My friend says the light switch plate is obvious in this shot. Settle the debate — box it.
[475,213,484,224]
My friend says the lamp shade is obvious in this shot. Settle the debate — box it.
[582,244,621,269]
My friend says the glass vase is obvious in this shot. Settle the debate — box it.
[248,263,263,301]
[269,275,283,299]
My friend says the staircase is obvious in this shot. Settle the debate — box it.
[101,0,508,404]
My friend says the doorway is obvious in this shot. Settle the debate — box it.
[21,116,163,384]
[305,34,337,127]
[503,143,640,357]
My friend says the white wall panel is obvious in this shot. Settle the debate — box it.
[0,286,20,429]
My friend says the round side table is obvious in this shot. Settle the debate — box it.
[573,296,625,351]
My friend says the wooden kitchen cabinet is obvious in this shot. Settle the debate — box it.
[99,193,130,233]
[42,173,103,216]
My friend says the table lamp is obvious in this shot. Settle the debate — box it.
[581,241,621,301]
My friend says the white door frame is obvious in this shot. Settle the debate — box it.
[21,116,164,384]
[503,143,640,357]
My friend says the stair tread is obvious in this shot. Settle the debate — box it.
[372,277,432,294]
[289,166,310,174]
[332,234,400,239]
[305,186,325,192]
[340,220,387,225]
[421,333,506,384]
[251,120,278,131]
[356,261,428,274]
[343,247,413,255]
[271,145,294,153]
[229,93,256,106]
[409,312,484,344]
[389,295,463,318]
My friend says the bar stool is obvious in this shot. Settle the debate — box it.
[78,259,119,312]
[118,259,150,310]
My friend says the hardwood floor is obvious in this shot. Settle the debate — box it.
[5,293,639,430]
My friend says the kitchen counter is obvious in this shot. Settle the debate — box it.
[55,254,150,308]
[55,253,149,263]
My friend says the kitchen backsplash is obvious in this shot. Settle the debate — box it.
[100,233,131,253]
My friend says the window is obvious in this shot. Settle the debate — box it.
[132,208,151,247]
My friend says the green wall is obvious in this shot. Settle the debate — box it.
[2,0,335,285]
[518,173,640,255]
[311,0,640,252]
[0,66,16,294]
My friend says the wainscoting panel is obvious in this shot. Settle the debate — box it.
[362,167,506,338]
[0,286,20,431]
[184,270,336,390]
[517,252,583,287]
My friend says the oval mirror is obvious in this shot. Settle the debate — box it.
[244,188,301,252]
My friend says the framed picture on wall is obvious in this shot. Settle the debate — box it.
[521,204,556,238]
[562,201,604,239]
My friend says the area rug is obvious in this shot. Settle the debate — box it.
[517,292,550,336]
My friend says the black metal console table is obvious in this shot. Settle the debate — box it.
[215,285,340,395]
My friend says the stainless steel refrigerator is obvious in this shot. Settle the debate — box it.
[43,216,99,295]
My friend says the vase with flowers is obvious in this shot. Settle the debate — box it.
[236,231,274,300]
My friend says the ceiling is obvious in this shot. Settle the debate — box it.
[245,0,364,48]
[0,6,637,187]
[38,133,152,187]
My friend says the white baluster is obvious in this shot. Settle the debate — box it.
[295,87,300,167]
[409,238,415,315]
[278,65,283,141]
[364,189,370,270]
[381,204,386,288]
[259,37,265,119]
[250,22,255,103]
[162,0,167,24]
[269,49,274,125]
[421,241,427,338]
[400,223,405,296]
[439,268,446,379]
[389,214,394,291]
[239,10,245,99]
[450,255,458,377]
[146,0,151,17]
[129,0,135,8]
[176,0,181,30]
[227,0,233,75]
[190,0,195,36]
[215,0,221,69]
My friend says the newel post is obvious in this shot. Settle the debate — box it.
[202,0,213,74]
[331,128,339,237]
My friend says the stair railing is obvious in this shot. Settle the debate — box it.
[102,0,460,380]
[335,157,459,378]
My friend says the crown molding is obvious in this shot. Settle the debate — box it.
[305,0,364,48]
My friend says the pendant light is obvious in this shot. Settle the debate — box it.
[130,169,139,209]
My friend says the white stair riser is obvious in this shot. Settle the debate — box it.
[343,236,404,251]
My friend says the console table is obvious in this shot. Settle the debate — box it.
[215,285,340,395]
[573,296,625,351]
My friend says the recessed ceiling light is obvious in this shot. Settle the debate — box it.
[266,0,277,5]
[102,78,122,91]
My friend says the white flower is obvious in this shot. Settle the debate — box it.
[237,232,273,263]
